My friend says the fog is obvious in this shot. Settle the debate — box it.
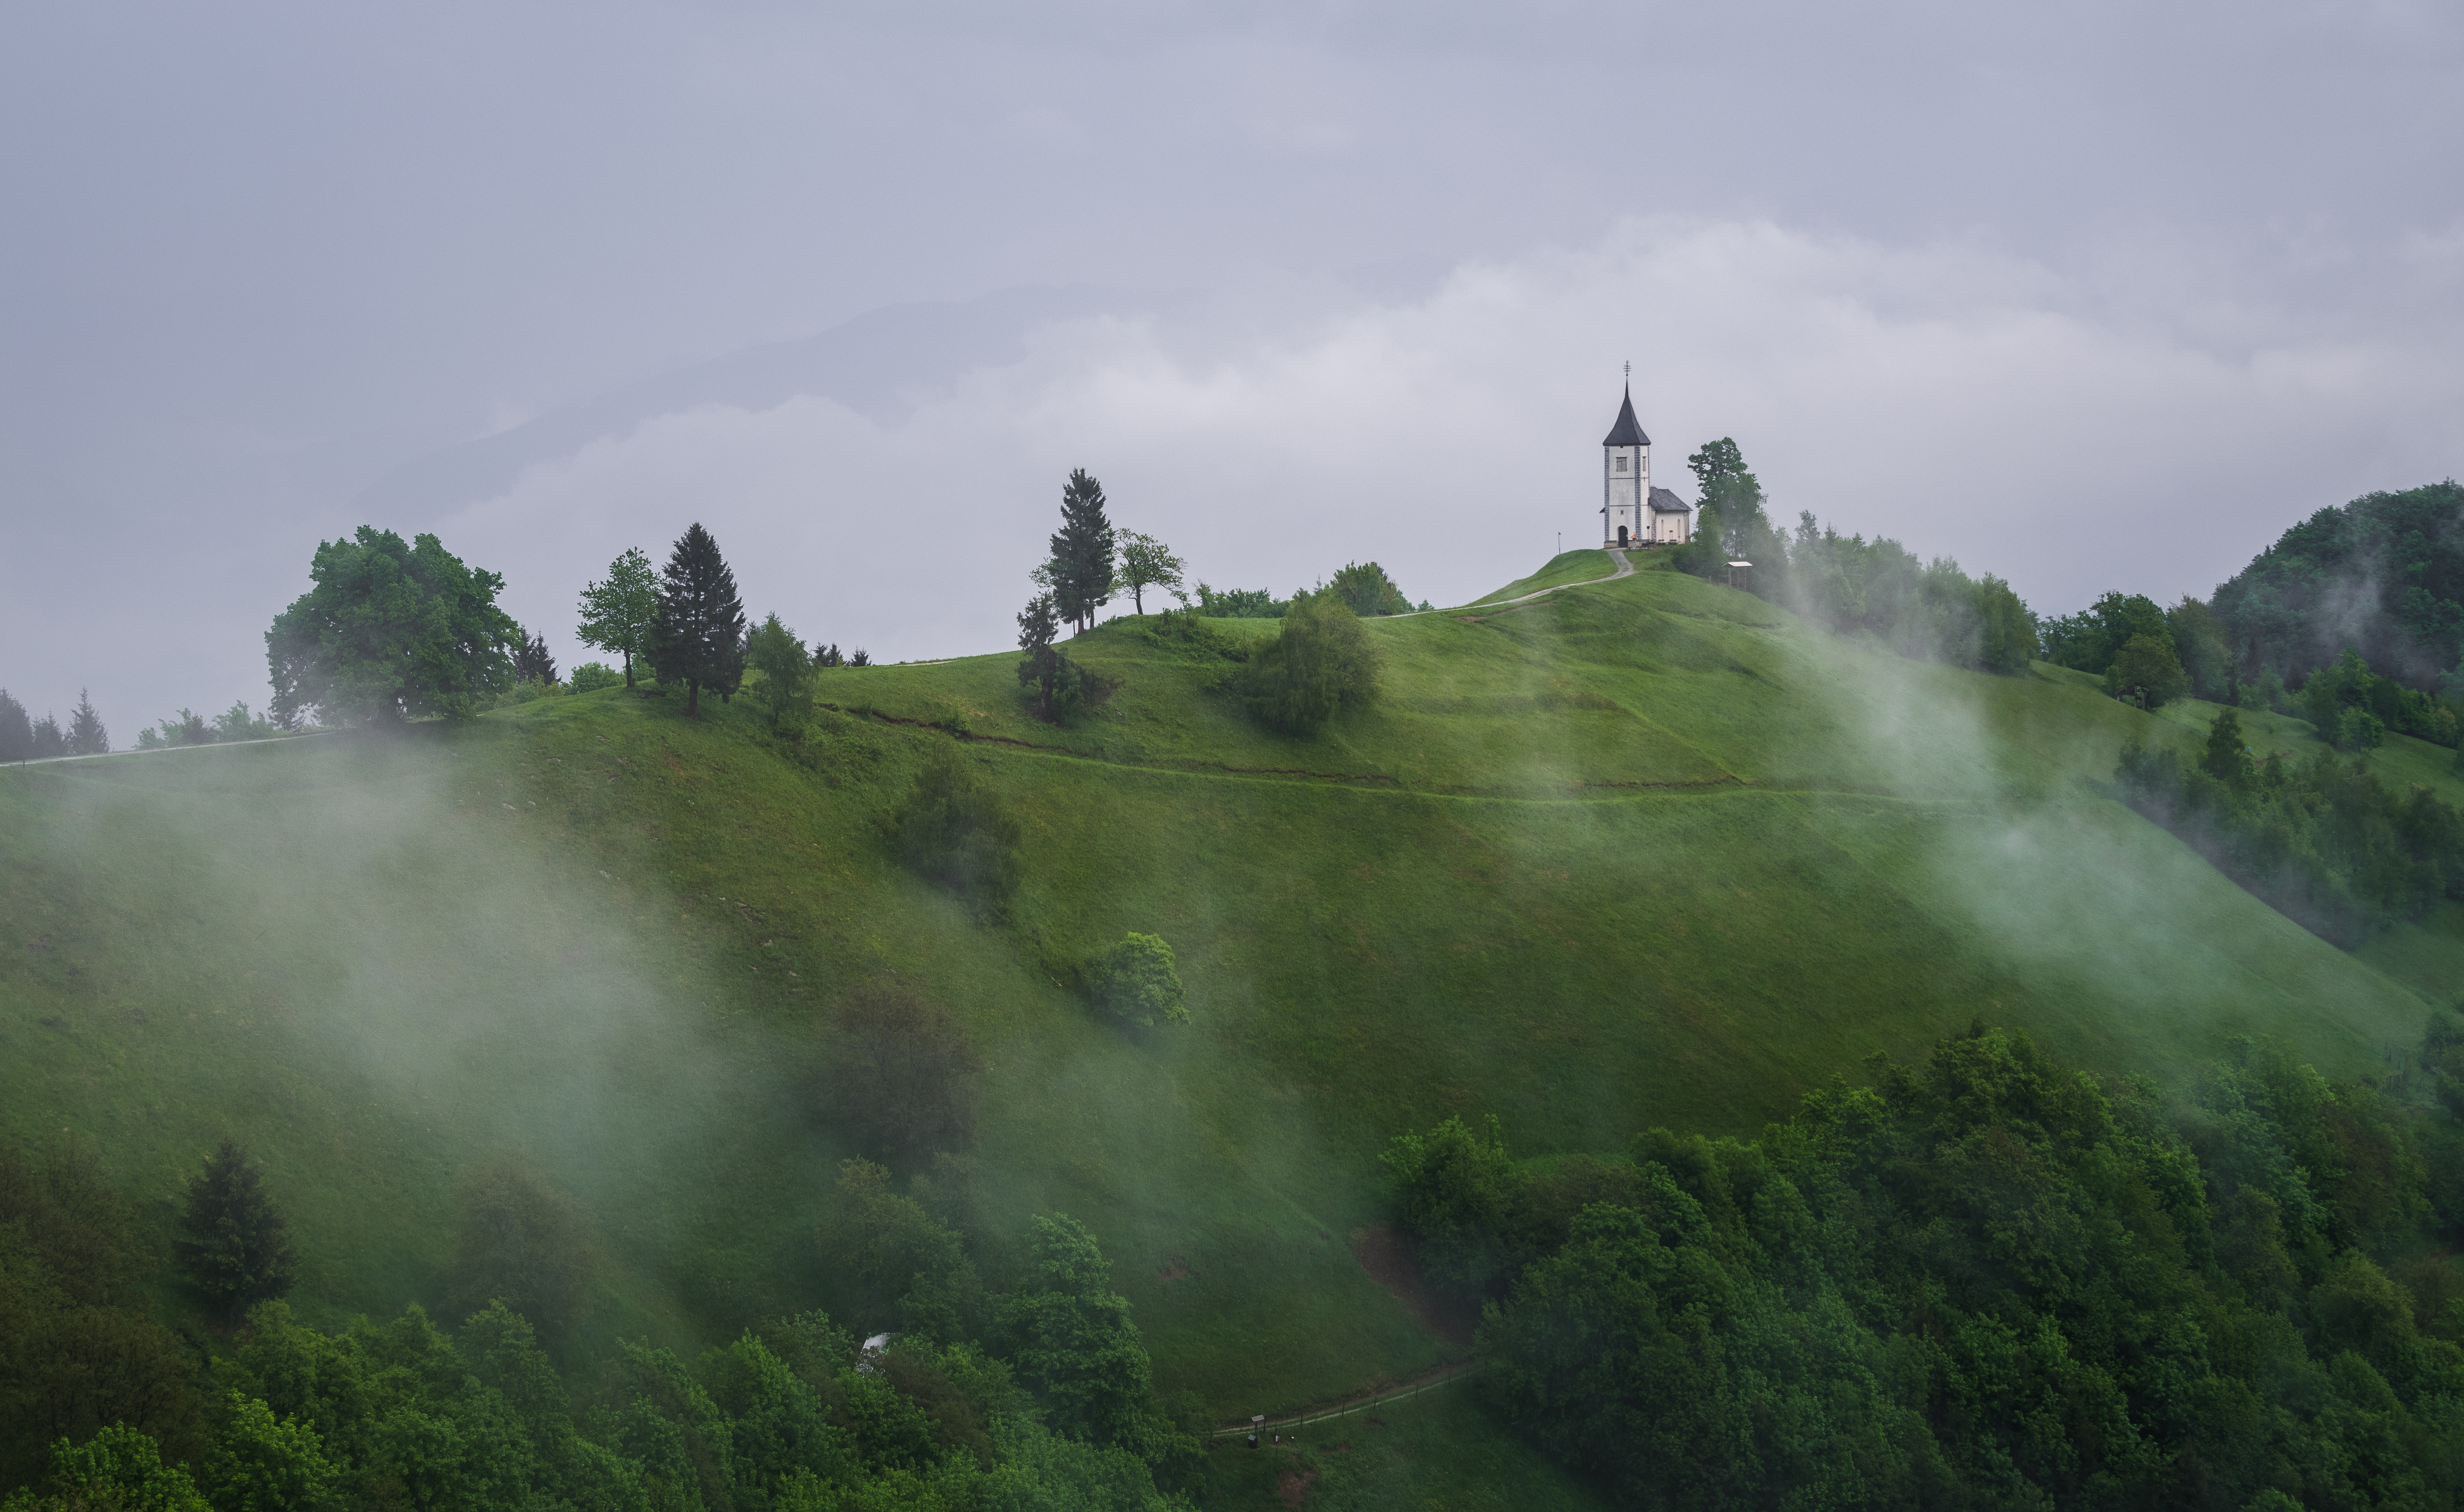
[2,0,2460,761]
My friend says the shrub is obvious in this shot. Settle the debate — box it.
[444,1164,598,1342]
[568,661,623,693]
[2335,705,2387,751]
[1192,584,1286,618]
[1325,561,1413,617]
[890,744,1022,906]
[1238,594,1380,734]
[828,982,985,1160]
[1086,933,1187,1029]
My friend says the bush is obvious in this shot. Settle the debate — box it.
[1086,933,1187,1029]
[1325,561,1413,617]
[1238,594,1380,734]
[2335,705,2388,751]
[568,661,623,693]
[1192,584,1286,618]
[890,744,1023,907]
[827,982,985,1161]
[444,1164,598,1343]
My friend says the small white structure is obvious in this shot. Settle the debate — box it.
[1600,381,1692,548]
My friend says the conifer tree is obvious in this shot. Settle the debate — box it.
[29,713,66,759]
[1047,470,1116,634]
[576,546,659,688]
[67,690,108,755]
[174,1140,295,1324]
[510,630,557,685]
[0,689,28,762]
[648,523,747,718]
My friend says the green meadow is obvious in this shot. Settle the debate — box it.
[3,552,2452,1503]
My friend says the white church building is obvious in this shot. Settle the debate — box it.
[1600,384,1692,548]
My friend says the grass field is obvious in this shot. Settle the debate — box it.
[3,556,2451,1506]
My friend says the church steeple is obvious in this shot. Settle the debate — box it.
[1601,384,1650,448]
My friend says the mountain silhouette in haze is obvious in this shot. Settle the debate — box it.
[356,285,1131,516]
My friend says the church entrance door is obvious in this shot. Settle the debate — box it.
[1616,525,1629,547]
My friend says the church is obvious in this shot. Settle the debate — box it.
[1600,383,1692,548]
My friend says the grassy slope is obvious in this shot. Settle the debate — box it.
[2,558,2448,1472]
[1466,548,1620,605]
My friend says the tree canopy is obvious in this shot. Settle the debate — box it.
[1238,593,1381,734]
[172,1141,296,1327]
[647,523,747,718]
[2211,480,2464,689]
[1044,470,1116,634]
[576,546,659,688]
[264,527,518,728]
[1114,531,1186,615]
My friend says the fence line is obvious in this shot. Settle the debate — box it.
[1211,1362,1480,1439]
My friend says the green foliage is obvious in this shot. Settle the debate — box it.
[568,661,623,693]
[2042,589,2171,674]
[1043,470,1117,634]
[1113,531,1187,616]
[2211,480,2464,688]
[1775,514,2039,674]
[444,1163,598,1343]
[1378,1115,1514,1297]
[2107,630,2191,707]
[512,628,558,686]
[1455,1025,2464,1511]
[264,525,518,727]
[2300,646,2459,750]
[890,744,1023,906]
[200,1391,339,1512]
[821,1159,983,1342]
[1015,594,1117,723]
[2118,735,2464,943]
[172,1140,294,1325]
[0,1142,202,1489]
[2168,596,2237,700]
[1085,933,1186,1029]
[1325,561,1414,618]
[2202,705,2257,790]
[649,523,748,718]
[1237,593,1380,734]
[995,1215,1151,1448]
[0,690,28,762]
[1191,584,1286,618]
[827,983,985,1163]
[1,1426,209,1512]
[749,612,815,733]
[576,546,660,689]
[65,693,106,757]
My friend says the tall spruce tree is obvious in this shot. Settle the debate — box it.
[174,1140,295,1324]
[1048,470,1116,634]
[0,689,32,762]
[67,690,108,755]
[510,630,557,685]
[648,523,747,718]
[576,546,660,688]
[29,714,66,759]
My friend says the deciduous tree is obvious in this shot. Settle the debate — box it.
[648,523,747,718]
[829,982,985,1162]
[445,1164,599,1343]
[173,1140,296,1326]
[1086,934,1187,1028]
[1114,532,1186,615]
[2107,632,2190,708]
[891,744,1023,907]
[1238,593,1380,734]
[265,527,518,728]
[995,1214,1150,1447]
[746,612,812,732]
[576,546,659,688]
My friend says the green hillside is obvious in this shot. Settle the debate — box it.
[3,554,2450,1479]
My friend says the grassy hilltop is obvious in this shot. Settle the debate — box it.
[3,550,2453,1452]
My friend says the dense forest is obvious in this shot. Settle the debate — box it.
[1381,1021,2464,1511]
[2210,483,2464,691]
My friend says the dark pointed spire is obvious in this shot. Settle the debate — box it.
[1602,384,1650,448]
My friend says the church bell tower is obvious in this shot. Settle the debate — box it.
[1601,373,1650,549]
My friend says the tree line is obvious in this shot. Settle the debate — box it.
[1379,1018,2464,1511]
[1662,438,2040,676]
[0,1126,1203,1510]
[0,690,109,762]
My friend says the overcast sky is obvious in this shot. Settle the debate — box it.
[4,0,2461,731]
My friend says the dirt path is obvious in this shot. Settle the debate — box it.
[1212,1358,1483,1438]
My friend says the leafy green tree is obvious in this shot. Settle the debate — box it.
[2203,706,2256,789]
[568,661,623,693]
[891,744,1023,907]
[648,523,748,718]
[65,692,107,757]
[822,1159,983,1342]
[444,1163,599,1344]
[199,1392,339,1512]
[1974,574,2040,673]
[1326,561,1413,618]
[1114,532,1186,616]
[996,1215,1151,1447]
[264,527,518,728]
[2042,590,2170,674]
[2336,704,2388,752]
[173,1140,295,1326]
[576,546,660,689]
[1686,437,1770,553]
[747,613,812,732]
[2107,632,2190,707]
[1016,595,1115,724]
[1191,585,1285,618]
[0,690,29,761]
[1045,470,1116,634]
[5,1425,210,1511]
[1238,593,1380,734]
[1379,1115,1514,1296]
[2168,596,2236,700]
[830,983,985,1162]
[1085,934,1187,1028]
